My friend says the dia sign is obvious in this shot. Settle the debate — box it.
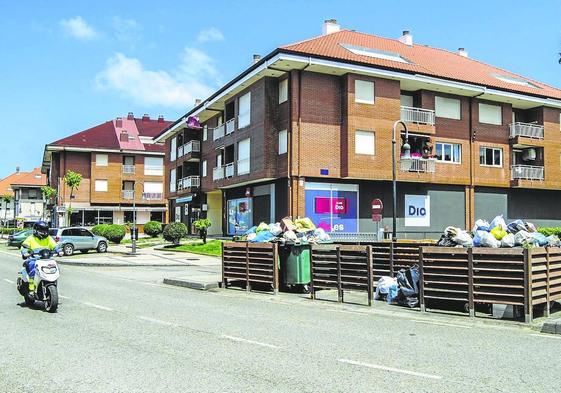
[404,195,431,227]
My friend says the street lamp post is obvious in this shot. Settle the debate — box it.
[131,181,144,255]
[391,120,411,243]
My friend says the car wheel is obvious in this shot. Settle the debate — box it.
[63,244,74,256]
[97,241,107,253]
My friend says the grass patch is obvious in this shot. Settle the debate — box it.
[162,240,223,256]
[121,236,163,245]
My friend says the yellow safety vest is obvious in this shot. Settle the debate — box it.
[22,235,57,251]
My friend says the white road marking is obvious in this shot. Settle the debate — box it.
[413,320,471,329]
[138,316,177,327]
[3,278,15,284]
[221,335,281,349]
[82,302,114,312]
[530,333,561,340]
[338,359,442,380]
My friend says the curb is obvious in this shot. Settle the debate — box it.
[163,277,220,291]
[541,319,561,335]
[58,261,190,268]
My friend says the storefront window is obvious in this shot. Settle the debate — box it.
[305,183,358,232]
[228,198,252,235]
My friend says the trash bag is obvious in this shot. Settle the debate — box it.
[246,233,257,241]
[479,231,501,248]
[507,220,525,234]
[501,233,515,248]
[547,235,561,247]
[375,276,397,300]
[473,231,485,247]
[452,230,473,248]
[249,230,276,243]
[283,230,298,243]
[514,230,531,246]
[490,215,508,231]
[525,222,537,233]
[294,217,316,232]
[386,283,399,304]
[444,226,460,238]
[437,234,457,247]
[395,265,420,308]
[313,228,331,242]
[529,232,548,247]
[268,223,283,236]
[255,222,269,233]
[490,226,507,240]
[472,219,491,233]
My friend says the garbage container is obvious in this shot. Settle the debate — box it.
[280,244,311,292]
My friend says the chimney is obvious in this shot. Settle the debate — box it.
[142,113,150,122]
[16,166,20,173]
[157,115,164,123]
[119,130,129,142]
[252,54,261,64]
[194,98,202,107]
[322,19,340,35]
[127,112,134,120]
[398,30,413,46]
[458,47,469,58]
[115,117,123,128]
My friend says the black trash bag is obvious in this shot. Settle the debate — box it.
[437,234,457,247]
[395,265,420,308]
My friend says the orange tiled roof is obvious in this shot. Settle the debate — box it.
[281,30,561,100]
[11,167,46,187]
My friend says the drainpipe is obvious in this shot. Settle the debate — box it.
[468,89,486,229]
[294,58,312,218]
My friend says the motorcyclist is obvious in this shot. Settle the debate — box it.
[21,221,60,292]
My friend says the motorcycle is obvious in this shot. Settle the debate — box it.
[17,248,61,313]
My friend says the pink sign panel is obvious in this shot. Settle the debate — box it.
[314,197,348,214]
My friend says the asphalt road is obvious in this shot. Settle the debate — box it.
[1,250,560,393]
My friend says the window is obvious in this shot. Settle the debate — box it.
[144,182,163,194]
[400,94,414,107]
[95,179,108,192]
[355,80,374,104]
[170,137,176,161]
[170,168,176,193]
[237,138,250,175]
[238,92,251,128]
[480,147,502,167]
[279,79,288,104]
[435,96,461,120]
[202,160,207,177]
[355,131,375,155]
[492,73,539,89]
[278,130,288,155]
[96,153,108,166]
[435,142,461,163]
[479,103,502,125]
[144,157,164,176]
[341,44,411,64]
[203,125,208,141]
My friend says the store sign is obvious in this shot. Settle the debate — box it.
[405,195,430,227]
[314,197,347,214]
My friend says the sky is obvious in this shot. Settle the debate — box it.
[1,0,561,178]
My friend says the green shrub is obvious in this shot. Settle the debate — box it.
[92,224,111,237]
[193,218,212,230]
[163,222,187,245]
[143,221,162,238]
[104,224,126,244]
[538,227,561,237]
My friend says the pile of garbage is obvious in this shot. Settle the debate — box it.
[375,265,420,308]
[437,215,561,248]
[237,217,331,244]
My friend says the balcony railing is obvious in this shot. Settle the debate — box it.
[179,176,200,189]
[213,166,224,181]
[212,124,225,141]
[122,165,135,174]
[400,106,435,126]
[237,158,250,175]
[178,140,200,157]
[142,192,163,200]
[509,122,544,139]
[225,162,235,178]
[225,118,236,135]
[122,190,134,199]
[400,158,436,173]
[511,165,544,181]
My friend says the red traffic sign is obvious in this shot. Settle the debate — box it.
[371,198,383,215]
[372,214,383,222]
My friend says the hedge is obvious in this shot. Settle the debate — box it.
[144,221,163,238]
[92,224,126,244]
[537,227,561,237]
[163,222,187,245]
[92,224,111,237]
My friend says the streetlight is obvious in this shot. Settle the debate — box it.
[131,180,144,255]
[391,120,410,243]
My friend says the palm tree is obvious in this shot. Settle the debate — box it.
[63,171,82,226]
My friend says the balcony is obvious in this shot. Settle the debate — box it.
[400,106,435,126]
[177,140,201,160]
[511,165,544,181]
[142,192,163,200]
[237,159,250,175]
[180,176,200,190]
[122,165,135,174]
[400,158,436,173]
[213,166,224,181]
[212,124,225,141]
[122,190,134,200]
[509,122,544,139]
[225,118,236,135]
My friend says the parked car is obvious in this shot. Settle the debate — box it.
[49,227,108,256]
[7,229,33,248]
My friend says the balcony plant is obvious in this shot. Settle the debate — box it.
[193,218,212,244]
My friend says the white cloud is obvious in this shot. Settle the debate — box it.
[112,17,142,44]
[94,47,220,108]
[197,27,224,43]
[60,16,99,40]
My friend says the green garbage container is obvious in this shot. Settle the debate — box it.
[280,244,311,291]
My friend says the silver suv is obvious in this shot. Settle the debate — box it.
[49,227,109,256]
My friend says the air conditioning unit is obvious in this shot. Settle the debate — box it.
[522,148,536,161]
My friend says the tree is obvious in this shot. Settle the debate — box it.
[1,194,13,239]
[40,185,56,221]
[63,171,82,225]
[163,222,187,245]
[193,218,212,244]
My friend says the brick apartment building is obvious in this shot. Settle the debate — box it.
[0,167,47,222]
[156,20,561,237]
[42,113,171,227]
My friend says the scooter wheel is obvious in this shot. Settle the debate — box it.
[44,286,58,313]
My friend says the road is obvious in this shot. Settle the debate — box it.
[1,249,560,392]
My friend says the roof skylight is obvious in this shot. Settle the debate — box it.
[492,73,539,89]
[340,44,412,64]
